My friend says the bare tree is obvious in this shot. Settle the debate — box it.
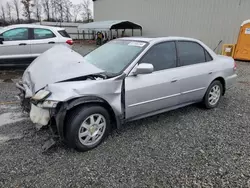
[72,4,81,22]
[13,0,21,23]
[81,0,92,22]
[47,0,60,21]
[50,0,56,21]
[42,0,72,23]
[6,2,13,22]
[34,0,42,21]
[0,5,6,22]
[42,0,50,21]
[57,0,64,23]
[65,1,72,22]
[53,0,71,23]
[21,0,34,22]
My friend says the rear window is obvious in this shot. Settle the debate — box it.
[34,28,56,39]
[58,30,70,38]
[177,41,206,66]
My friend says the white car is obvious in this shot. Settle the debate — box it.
[0,24,73,66]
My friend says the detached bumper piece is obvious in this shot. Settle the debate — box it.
[30,104,60,152]
[16,82,31,113]
[16,83,59,151]
[42,138,57,152]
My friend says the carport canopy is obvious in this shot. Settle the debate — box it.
[78,20,142,31]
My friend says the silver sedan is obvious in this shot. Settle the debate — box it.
[17,37,237,152]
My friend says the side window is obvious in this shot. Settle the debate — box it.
[177,41,206,66]
[205,50,213,62]
[2,28,29,41]
[34,28,56,39]
[58,30,70,38]
[140,42,177,71]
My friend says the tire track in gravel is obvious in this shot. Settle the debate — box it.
[0,104,28,144]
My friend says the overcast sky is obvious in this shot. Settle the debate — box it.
[0,0,94,20]
[0,0,93,9]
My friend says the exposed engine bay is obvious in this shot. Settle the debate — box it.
[59,74,107,82]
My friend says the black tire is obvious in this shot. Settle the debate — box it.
[65,105,111,152]
[203,80,223,109]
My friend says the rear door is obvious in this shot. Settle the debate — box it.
[125,41,181,119]
[176,41,215,104]
[30,28,58,57]
[0,27,31,62]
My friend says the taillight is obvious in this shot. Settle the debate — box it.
[234,61,237,71]
[66,40,73,45]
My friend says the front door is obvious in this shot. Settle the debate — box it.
[125,41,181,119]
[0,27,31,63]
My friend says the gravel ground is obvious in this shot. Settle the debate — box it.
[0,46,250,187]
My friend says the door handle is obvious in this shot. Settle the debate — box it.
[19,43,27,46]
[209,71,213,75]
[171,79,178,83]
[48,41,55,44]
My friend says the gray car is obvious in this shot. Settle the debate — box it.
[17,37,237,152]
[0,24,73,66]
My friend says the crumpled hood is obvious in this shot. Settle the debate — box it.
[22,45,104,97]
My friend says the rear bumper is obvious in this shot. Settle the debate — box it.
[225,74,237,90]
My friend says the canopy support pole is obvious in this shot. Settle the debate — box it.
[140,29,142,36]
[132,28,134,36]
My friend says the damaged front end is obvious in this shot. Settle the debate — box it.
[16,45,125,151]
[15,85,61,151]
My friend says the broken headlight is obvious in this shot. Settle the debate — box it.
[31,90,58,109]
[32,90,51,101]
[39,100,59,108]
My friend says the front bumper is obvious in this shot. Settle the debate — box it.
[16,81,67,143]
[30,104,50,126]
[16,81,52,126]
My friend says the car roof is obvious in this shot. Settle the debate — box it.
[1,24,64,31]
[119,36,201,43]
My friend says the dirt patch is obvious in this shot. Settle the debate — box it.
[238,81,250,85]
[0,112,27,127]
[0,71,23,81]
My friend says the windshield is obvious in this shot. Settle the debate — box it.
[83,40,148,75]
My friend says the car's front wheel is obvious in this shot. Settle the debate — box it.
[203,80,223,109]
[65,105,111,152]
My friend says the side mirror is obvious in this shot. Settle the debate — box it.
[0,37,4,44]
[133,63,154,75]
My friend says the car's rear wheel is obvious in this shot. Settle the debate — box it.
[203,80,223,109]
[65,105,111,152]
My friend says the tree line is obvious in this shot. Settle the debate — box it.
[0,0,93,26]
